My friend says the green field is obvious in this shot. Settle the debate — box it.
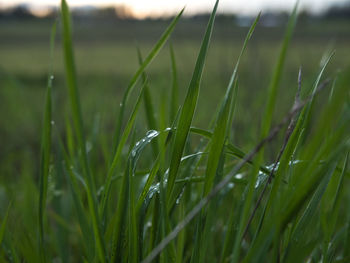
[0,1,350,262]
[1,16,349,158]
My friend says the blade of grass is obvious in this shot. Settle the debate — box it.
[191,14,260,262]
[169,43,179,123]
[191,127,273,175]
[60,1,105,261]
[203,12,260,196]
[127,128,164,261]
[38,83,51,263]
[137,48,158,133]
[112,8,184,151]
[137,48,158,157]
[128,162,138,263]
[283,162,337,263]
[110,88,145,263]
[160,84,178,263]
[38,21,56,263]
[58,139,95,261]
[166,0,220,203]
[230,5,298,262]
[320,153,348,260]
[100,85,145,222]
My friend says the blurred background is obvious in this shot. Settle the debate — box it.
[0,0,349,183]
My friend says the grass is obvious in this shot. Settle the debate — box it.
[0,0,350,262]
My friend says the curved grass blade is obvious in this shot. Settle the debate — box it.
[112,8,184,151]
[137,48,158,157]
[203,12,260,196]
[38,21,56,263]
[60,1,105,261]
[301,50,335,137]
[166,0,220,203]
[190,127,271,175]
[128,129,162,262]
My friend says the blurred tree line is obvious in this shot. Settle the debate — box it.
[0,1,349,24]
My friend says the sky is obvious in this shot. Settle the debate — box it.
[0,0,348,18]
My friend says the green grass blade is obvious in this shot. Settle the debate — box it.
[128,128,165,261]
[137,156,161,212]
[320,152,349,259]
[175,200,186,263]
[191,15,260,262]
[201,79,235,196]
[283,136,348,230]
[261,4,298,139]
[110,88,145,262]
[330,152,348,224]
[110,168,129,263]
[302,51,335,134]
[169,43,179,123]
[60,1,105,261]
[137,48,158,132]
[190,127,272,175]
[203,12,260,196]
[38,21,56,263]
[231,5,298,263]
[166,0,219,203]
[38,70,52,263]
[137,48,158,157]
[100,86,144,222]
[112,8,184,150]
[128,162,138,263]
[58,140,95,261]
[283,163,337,263]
